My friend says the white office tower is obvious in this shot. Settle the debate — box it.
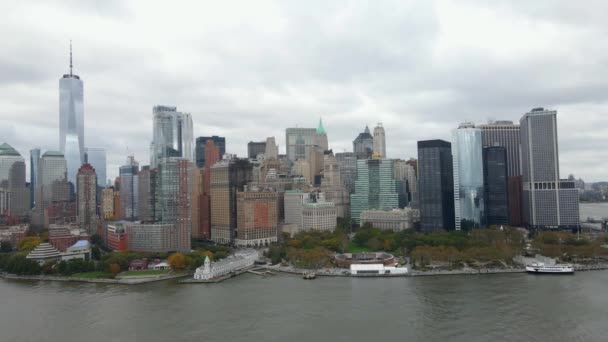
[373,123,386,158]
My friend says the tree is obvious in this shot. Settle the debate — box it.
[91,246,101,260]
[0,241,13,253]
[18,237,41,252]
[107,263,121,278]
[168,253,187,270]
[90,234,103,246]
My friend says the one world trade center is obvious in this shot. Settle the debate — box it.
[59,41,84,190]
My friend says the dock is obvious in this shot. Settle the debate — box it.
[179,266,254,284]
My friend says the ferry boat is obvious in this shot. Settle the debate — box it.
[525,262,574,274]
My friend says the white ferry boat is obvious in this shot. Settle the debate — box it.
[525,262,574,274]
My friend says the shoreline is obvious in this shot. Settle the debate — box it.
[3,263,608,284]
[0,272,192,285]
[261,263,608,279]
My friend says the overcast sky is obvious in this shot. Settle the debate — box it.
[2,0,608,182]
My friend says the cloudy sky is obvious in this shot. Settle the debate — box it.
[2,0,607,182]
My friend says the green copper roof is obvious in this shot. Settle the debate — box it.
[317,117,326,135]
[0,142,20,156]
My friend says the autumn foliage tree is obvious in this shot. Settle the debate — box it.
[168,253,189,270]
[18,237,41,252]
[107,263,121,278]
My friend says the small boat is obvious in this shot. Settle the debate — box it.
[525,262,574,274]
[302,271,317,280]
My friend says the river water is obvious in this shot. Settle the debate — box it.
[2,271,608,342]
[1,203,607,342]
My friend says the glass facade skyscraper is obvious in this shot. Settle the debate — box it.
[59,44,84,189]
[452,123,485,230]
[30,148,41,208]
[119,156,139,220]
[150,105,193,168]
[84,147,106,187]
[350,158,399,224]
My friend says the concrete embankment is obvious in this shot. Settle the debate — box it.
[0,272,192,285]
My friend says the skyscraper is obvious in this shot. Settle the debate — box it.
[33,151,69,226]
[0,143,28,217]
[59,42,84,188]
[119,156,139,220]
[150,105,193,168]
[520,108,580,229]
[353,125,374,159]
[137,165,157,223]
[76,163,97,234]
[197,140,221,240]
[452,123,485,230]
[236,187,279,247]
[321,151,350,218]
[286,127,317,162]
[84,147,106,187]
[265,137,279,160]
[210,158,252,244]
[153,158,193,252]
[373,123,386,158]
[478,120,522,225]
[393,159,412,208]
[247,141,266,159]
[350,158,399,224]
[195,136,226,168]
[30,148,41,209]
[335,152,357,194]
[483,146,509,225]
[417,140,454,232]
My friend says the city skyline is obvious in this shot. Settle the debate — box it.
[1,2,608,182]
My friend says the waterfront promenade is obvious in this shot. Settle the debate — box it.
[0,271,192,285]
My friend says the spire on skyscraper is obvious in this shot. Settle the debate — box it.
[317,117,326,135]
[69,40,73,76]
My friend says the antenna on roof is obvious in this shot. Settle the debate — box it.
[69,40,73,76]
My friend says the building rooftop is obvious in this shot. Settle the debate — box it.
[42,151,65,157]
[0,143,20,157]
[69,240,90,249]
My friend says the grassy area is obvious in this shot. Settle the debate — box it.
[121,269,168,276]
[346,245,372,253]
[70,272,111,279]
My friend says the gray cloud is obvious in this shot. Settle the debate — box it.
[0,0,607,182]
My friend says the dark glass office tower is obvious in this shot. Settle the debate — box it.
[483,146,509,225]
[196,136,226,168]
[417,140,454,232]
[247,141,266,159]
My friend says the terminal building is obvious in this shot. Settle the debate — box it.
[194,249,258,280]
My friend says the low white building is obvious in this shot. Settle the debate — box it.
[350,263,408,276]
[61,240,92,261]
[26,243,62,265]
[360,208,419,231]
[194,249,258,280]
